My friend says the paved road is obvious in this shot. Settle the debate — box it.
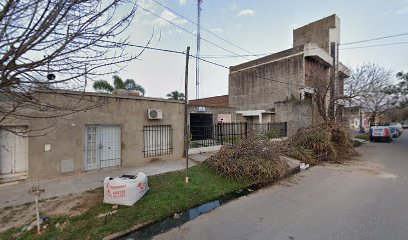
[154,132,408,240]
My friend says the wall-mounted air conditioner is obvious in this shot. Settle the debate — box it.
[147,109,163,120]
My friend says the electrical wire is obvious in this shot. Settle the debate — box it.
[199,53,270,59]
[189,55,303,88]
[341,32,408,46]
[340,41,408,50]
[150,0,257,57]
[97,39,186,54]
[194,40,408,58]
[135,3,251,60]
[95,39,407,89]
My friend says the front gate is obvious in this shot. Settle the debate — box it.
[85,125,121,171]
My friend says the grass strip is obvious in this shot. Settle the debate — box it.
[355,134,370,141]
[1,164,250,240]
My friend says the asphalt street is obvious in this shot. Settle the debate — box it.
[153,132,408,240]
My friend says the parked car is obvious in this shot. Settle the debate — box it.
[369,125,392,142]
[390,126,400,138]
[401,121,408,129]
[390,123,403,135]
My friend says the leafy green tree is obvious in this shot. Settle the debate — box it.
[385,71,408,109]
[166,90,185,100]
[93,75,145,95]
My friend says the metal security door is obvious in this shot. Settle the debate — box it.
[85,125,121,171]
[0,127,28,175]
[99,125,121,168]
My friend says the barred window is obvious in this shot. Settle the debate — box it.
[143,124,173,157]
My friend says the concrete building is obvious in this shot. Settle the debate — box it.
[344,106,366,131]
[188,95,244,125]
[0,90,185,183]
[228,14,350,133]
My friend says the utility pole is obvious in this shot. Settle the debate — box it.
[335,42,342,122]
[184,46,190,184]
[328,42,336,121]
[195,0,203,99]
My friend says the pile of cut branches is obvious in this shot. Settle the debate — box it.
[282,122,357,164]
[207,122,357,185]
[207,136,290,185]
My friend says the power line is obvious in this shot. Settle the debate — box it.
[136,3,251,61]
[96,40,406,88]
[150,0,257,57]
[198,40,408,58]
[98,39,186,54]
[341,41,408,50]
[189,55,303,88]
[103,40,303,88]
[341,32,408,46]
[200,53,270,59]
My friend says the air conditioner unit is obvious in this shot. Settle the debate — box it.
[147,109,163,120]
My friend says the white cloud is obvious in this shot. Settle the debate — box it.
[396,6,408,14]
[237,9,255,17]
[153,9,188,27]
[179,0,188,6]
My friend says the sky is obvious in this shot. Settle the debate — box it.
[95,0,408,99]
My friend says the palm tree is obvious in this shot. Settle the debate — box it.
[166,90,185,100]
[93,75,145,95]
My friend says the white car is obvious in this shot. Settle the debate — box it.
[390,123,403,135]
[369,125,392,143]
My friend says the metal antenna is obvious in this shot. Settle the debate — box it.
[195,0,203,99]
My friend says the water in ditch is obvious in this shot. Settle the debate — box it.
[119,187,257,240]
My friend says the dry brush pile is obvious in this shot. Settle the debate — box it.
[207,122,357,185]
[207,136,290,185]
[282,122,358,165]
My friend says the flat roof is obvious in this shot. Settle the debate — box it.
[36,89,184,104]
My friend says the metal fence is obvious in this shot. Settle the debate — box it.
[142,124,173,157]
[188,122,287,149]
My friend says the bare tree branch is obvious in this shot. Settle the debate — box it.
[344,63,393,123]
[0,0,144,129]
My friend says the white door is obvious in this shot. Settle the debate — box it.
[99,125,121,168]
[85,125,121,171]
[0,127,28,175]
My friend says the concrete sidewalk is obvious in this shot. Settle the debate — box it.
[0,155,212,208]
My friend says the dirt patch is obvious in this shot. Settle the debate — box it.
[0,188,102,233]
[320,158,396,179]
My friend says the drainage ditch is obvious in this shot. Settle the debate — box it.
[117,187,259,240]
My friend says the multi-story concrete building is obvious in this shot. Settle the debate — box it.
[228,14,350,129]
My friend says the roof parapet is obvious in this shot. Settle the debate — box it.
[304,43,333,66]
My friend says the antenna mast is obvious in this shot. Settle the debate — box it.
[195,0,202,99]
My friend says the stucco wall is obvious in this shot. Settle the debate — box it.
[188,95,229,107]
[229,53,304,111]
[2,92,185,180]
[293,14,340,53]
[274,102,313,136]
